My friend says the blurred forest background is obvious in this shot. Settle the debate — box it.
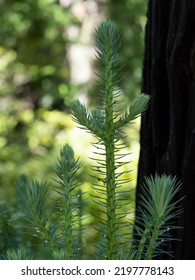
[0,0,147,258]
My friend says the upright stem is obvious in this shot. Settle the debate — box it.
[145,221,161,260]
[64,180,73,260]
[136,226,150,260]
[104,54,116,260]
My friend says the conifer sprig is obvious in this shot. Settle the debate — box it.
[16,145,83,260]
[71,19,150,259]
[54,144,82,260]
[16,176,59,252]
[134,175,182,260]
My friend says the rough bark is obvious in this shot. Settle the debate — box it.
[136,0,195,259]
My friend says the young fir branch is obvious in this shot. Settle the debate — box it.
[134,175,183,260]
[16,145,83,260]
[114,94,150,130]
[53,144,82,260]
[16,175,58,252]
[71,20,150,260]
[71,101,105,139]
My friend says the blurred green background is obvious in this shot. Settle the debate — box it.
[0,0,147,258]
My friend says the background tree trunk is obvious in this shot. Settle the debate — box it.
[136,0,195,259]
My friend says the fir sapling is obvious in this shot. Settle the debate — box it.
[16,145,82,260]
[71,19,150,259]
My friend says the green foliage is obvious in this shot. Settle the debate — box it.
[134,175,183,259]
[17,176,58,252]
[16,145,82,260]
[0,0,150,259]
[3,249,32,260]
[54,145,82,259]
[71,20,149,259]
[0,18,182,260]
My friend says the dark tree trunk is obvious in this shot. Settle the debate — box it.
[136,0,195,259]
